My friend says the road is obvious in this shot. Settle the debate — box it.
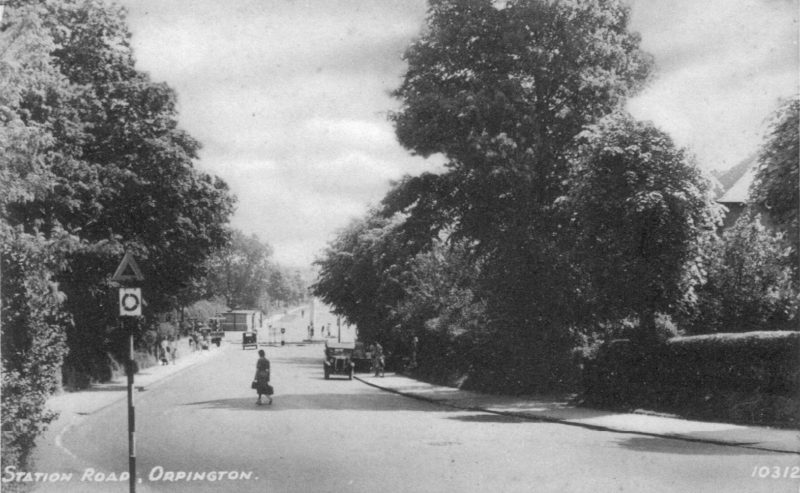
[29,342,799,493]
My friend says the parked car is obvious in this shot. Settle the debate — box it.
[324,341,355,380]
[242,331,258,350]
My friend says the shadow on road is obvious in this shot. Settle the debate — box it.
[614,435,769,456]
[446,413,529,424]
[183,392,456,413]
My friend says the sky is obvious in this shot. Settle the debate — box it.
[118,0,799,269]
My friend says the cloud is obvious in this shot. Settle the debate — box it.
[628,0,798,169]
[121,0,797,267]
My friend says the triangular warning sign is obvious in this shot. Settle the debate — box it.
[111,252,145,282]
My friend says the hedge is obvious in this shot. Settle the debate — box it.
[583,331,800,427]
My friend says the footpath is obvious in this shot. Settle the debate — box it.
[31,339,225,474]
[356,373,800,455]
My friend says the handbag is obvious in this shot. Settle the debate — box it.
[251,380,257,389]
[266,384,274,395]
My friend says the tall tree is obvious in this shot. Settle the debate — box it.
[314,210,422,347]
[205,230,274,309]
[750,96,799,274]
[0,2,78,470]
[389,0,652,389]
[2,0,235,379]
[565,112,720,342]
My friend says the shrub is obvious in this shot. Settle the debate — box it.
[690,213,798,334]
[583,331,800,426]
[1,232,71,470]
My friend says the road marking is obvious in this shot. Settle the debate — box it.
[54,415,81,462]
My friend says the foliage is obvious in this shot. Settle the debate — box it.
[0,229,78,470]
[313,210,425,349]
[0,3,75,470]
[184,299,229,323]
[0,0,234,470]
[750,96,799,274]
[203,229,307,311]
[382,0,655,390]
[1,0,235,379]
[565,112,721,342]
[397,239,486,338]
[690,212,798,333]
[204,229,273,309]
[391,0,651,242]
[584,332,800,426]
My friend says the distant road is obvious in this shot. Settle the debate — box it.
[253,300,356,345]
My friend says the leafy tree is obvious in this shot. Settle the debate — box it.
[202,230,308,311]
[394,239,489,376]
[0,3,77,470]
[314,210,423,347]
[690,212,797,333]
[392,0,651,235]
[1,232,75,470]
[1,0,235,378]
[388,0,652,389]
[205,230,273,309]
[750,96,799,274]
[565,112,721,343]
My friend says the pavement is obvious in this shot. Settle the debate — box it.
[43,340,225,422]
[355,373,800,455]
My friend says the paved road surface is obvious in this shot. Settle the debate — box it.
[29,343,800,493]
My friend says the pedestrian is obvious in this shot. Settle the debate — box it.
[253,349,273,405]
[159,338,169,365]
[169,337,177,364]
[372,342,384,377]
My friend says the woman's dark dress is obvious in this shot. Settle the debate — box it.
[255,357,271,395]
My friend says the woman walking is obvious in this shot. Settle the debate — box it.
[253,349,272,405]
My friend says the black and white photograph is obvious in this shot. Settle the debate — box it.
[1,1,798,492]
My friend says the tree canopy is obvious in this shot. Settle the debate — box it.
[750,96,799,273]
[565,112,720,340]
[388,0,655,363]
[315,0,729,391]
[203,229,308,311]
[1,0,235,469]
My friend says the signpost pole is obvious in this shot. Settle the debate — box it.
[112,251,144,493]
[126,318,136,493]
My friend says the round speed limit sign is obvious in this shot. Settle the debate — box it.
[119,287,142,316]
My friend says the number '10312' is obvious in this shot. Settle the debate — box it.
[752,466,800,479]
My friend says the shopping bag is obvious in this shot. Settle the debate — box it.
[251,380,257,389]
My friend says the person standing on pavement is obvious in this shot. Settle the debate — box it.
[159,337,169,365]
[372,342,384,377]
[254,349,272,405]
[168,337,177,364]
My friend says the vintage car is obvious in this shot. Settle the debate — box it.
[323,341,355,380]
[242,330,258,350]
